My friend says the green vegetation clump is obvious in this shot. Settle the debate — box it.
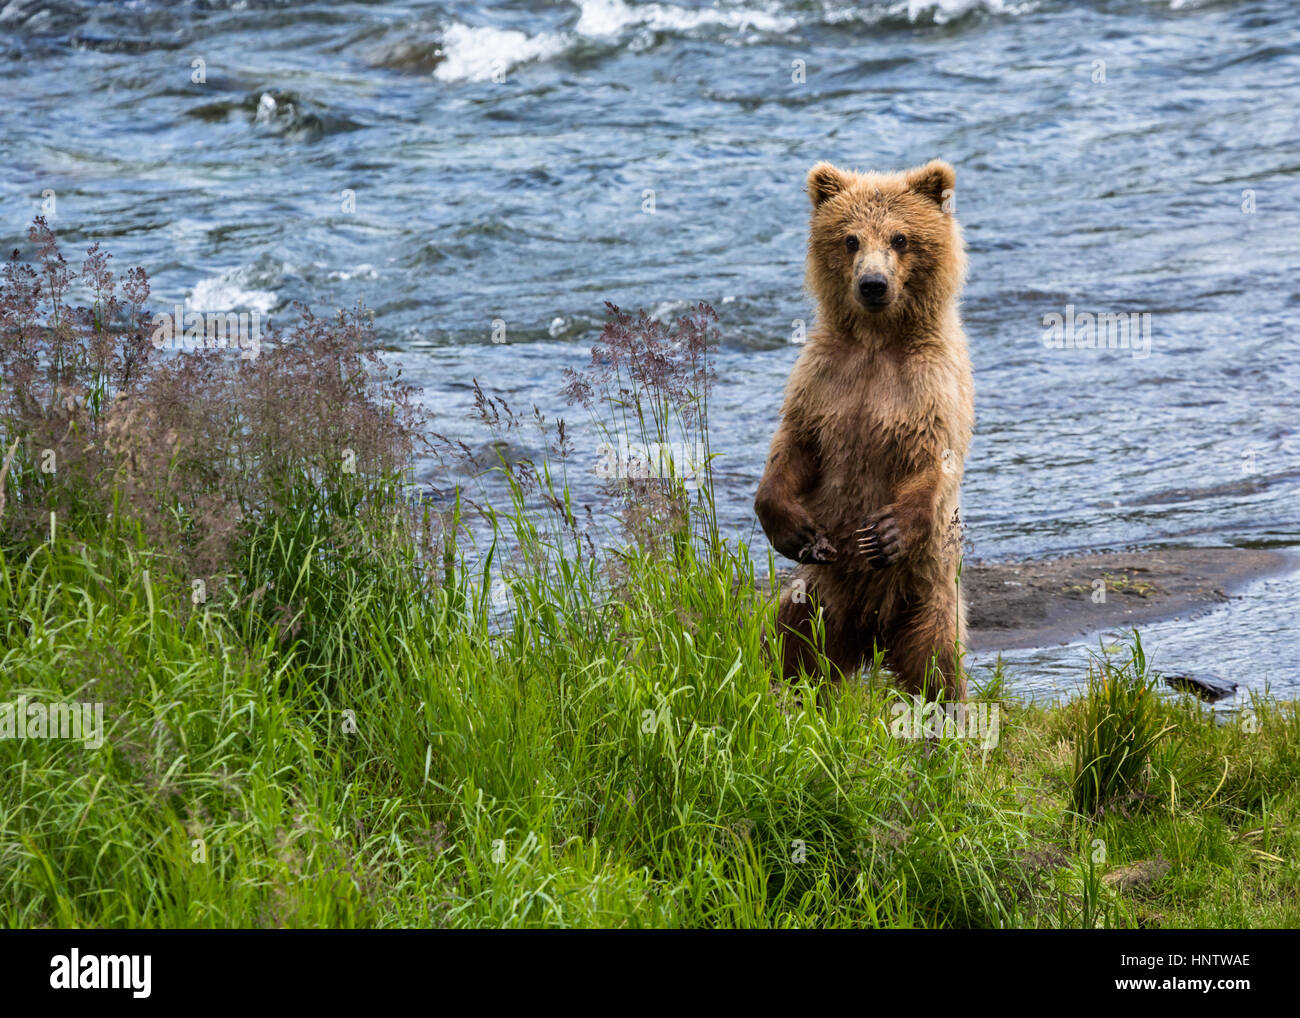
[1071,634,1173,817]
[1,227,1297,928]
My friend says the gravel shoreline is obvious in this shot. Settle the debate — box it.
[964,546,1297,652]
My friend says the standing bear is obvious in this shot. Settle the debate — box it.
[755,159,973,701]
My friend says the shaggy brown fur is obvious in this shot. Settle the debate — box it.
[755,159,973,700]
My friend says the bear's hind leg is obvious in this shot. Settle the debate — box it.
[772,572,868,683]
[774,581,822,680]
[887,588,967,702]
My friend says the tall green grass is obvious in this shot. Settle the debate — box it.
[1070,633,1175,816]
[7,457,1298,927]
[1,504,1047,927]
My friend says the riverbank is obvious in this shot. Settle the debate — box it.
[965,546,1297,652]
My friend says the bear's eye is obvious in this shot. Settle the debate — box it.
[844,235,859,253]
[890,233,908,252]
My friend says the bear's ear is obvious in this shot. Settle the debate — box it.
[807,162,852,208]
[905,159,955,208]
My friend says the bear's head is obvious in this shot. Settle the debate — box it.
[805,159,965,330]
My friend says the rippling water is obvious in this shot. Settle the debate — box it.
[3,0,1297,697]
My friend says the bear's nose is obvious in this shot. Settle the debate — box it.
[858,274,888,302]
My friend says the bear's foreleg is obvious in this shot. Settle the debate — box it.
[755,422,835,564]
[856,464,945,569]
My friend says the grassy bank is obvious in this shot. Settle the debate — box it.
[1,229,1297,928]
[4,527,1298,928]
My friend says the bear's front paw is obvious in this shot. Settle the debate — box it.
[798,534,837,564]
[856,510,904,568]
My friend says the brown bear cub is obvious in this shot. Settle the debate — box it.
[755,159,973,701]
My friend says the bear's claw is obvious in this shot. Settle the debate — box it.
[856,513,904,567]
[797,534,837,564]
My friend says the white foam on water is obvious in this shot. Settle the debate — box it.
[905,0,1038,23]
[189,270,278,315]
[575,0,797,37]
[820,0,1038,26]
[430,0,1033,83]
[433,23,568,82]
[434,1,801,82]
[329,264,378,281]
[255,92,278,124]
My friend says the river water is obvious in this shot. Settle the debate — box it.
[3,0,1297,699]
